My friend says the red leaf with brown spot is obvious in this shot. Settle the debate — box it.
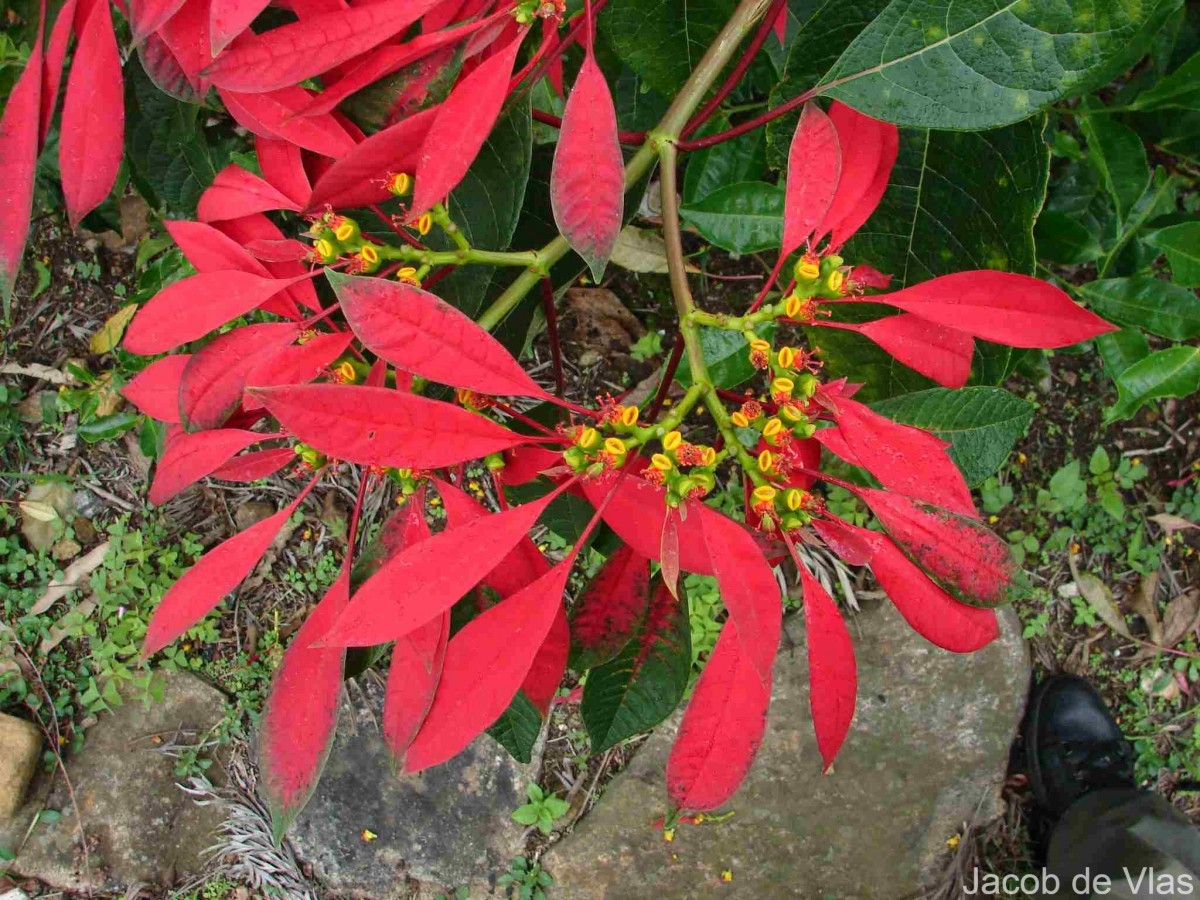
[211,446,295,482]
[197,165,302,222]
[795,559,856,770]
[180,322,298,430]
[861,271,1118,348]
[569,543,652,670]
[410,29,525,219]
[783,101,841,255]
[319,489,561,647]
[698,507,782,684]
[259,568,349,840]
[122,354,190,424]
[819,314,973,389]
[1,10,44,306]
[817,397,977,518]
[204,0,445,93]
[149,428,265,504]
[59,0,124,228]
[332,272,547,398]
[306,107,437,211]
[251,384,529,470]
[242,332,353,409]
[143,491,307,655]
[550,46,623,281]
[858,487,1020,608]
[665,623,770,811]
[404,556,573,773]
[220,87,356,158]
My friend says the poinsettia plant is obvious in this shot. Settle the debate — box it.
[1,0,1158,839]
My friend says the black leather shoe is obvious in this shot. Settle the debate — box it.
[1025,675,1136,820]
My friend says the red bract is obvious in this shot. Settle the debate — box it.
[0,2,43,307]
[782,102,840,255]
[179,322,299,430]
[148,427,265,504]
[122,354,191,424]
[569,544,652,669]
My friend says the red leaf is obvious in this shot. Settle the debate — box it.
[209,0,270,55]
[550,49,623,280]
[149,427,265,504]
[862,271,1118,348]
[850,264,892,290]
[568,543,652,670]
[858,487,1019,608]
[782,101,841,255]
[259,568,348,839]
[522,606,568,715]
[796,560,856,770]
[167,219,271,275]
[819,313,973,389]
[810,515,874,567]
[59,0,124,228]
[123,271,311,355]
[410,29,525,219]
[698,507,782,684]
[242,331,353,409]
[122,354,190,423]
[385,612,449,764]
[404,556,572,773]
[214,213,321,312]
[665,624,770,811]
[810,102,890,249]
[332,271,548,398]
[220,87,356,158]
[319,490,559,648]
[251,384,530,470]
[255,137,311,207]
[197,165,302,223]
[204,0,445,93]
[1,19,44,306]
[306,106,437,211]
[157,0,211,97]
[211,446,295,481]
[817,397,977,518]
[143,494,304,655]
[827,115,898,250]
[180,323,299,430]
[129,0,187,41]
[244,238,308,262]
[40,0,77,145]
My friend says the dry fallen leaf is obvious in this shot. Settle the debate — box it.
[1163,589,1200,649]
[89,304,138,354]
[1069,555,1134,641]
[29,540,111,616]
[19,500,59,523]
[39,597,98,654]
[1149,513,1199,534]
[0,362,78,385]
[1129,568,1163,646]
[610,226,700,275]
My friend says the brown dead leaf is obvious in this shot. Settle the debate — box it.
[0,362,78,385]
[1129,568,1163,646]
[610,226,700,275]
[20,482,76,552]
[90,304,138,355]
[1069,554,1134,641]
[565,287,644,354]
[39,597,98,654]
[1162,589,1200,649]
[1149,513,1199,534]
[29,540,111,615]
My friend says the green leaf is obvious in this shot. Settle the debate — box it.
[818,0,1176,129]
[1131,48,1200,111]
[1144,221,1200,287]
[1035,211,1104,264]
[598,0,737,96]
[1096,329,1150,381]
[870,387,1035,486]
[1079,102,1150,223]
[77,412,141,444]
[680,182,783,255]
[676,324,775,390]
[1079,276,1200,341]
[682,115,768,205]
[581,585,690,752]
[487,690,543,764]
[1105,346,1200,422]
[1089,445,1111,475]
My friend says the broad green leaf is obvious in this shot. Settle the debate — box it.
[871,387,1035,486]
[580,586,691,752]
[1132,48,1200,111]
[598,0,736,97]
[1079,102,1149,223]
[1105,345,1200,422]
[1144,221,1200,287]
[683,115,768,205]
[676,324,776,390]
[680,182,783,255]
[594,44,672,132]
[819,0,1176,129]
[487,690,543,763]
[1079,276,1200,341]
[1035,211,1104,264]
[1096,329,1150,381]
[1096,167,1179,277]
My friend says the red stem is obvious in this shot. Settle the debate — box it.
[540,277,567,399]
[746,253,788,313]
[531,108,647,145]
[646,333,685,422]
[421,264,456,290]
[677,86,815,153]
[510,0,611,100]
[681,0,787,139]
[370,204,424,249]
[493,400,558,436]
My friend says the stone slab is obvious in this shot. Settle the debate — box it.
[547,600,1029,899]
[0,714,41,819]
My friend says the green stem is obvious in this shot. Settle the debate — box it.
[379,244,543,269]
[432,203,471,252]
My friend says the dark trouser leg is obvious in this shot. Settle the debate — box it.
[1044,789,1200,898]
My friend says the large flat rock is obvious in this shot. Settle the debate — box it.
[0,671,227,892]
[287,677,539,898]
[548,600,1029,899]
